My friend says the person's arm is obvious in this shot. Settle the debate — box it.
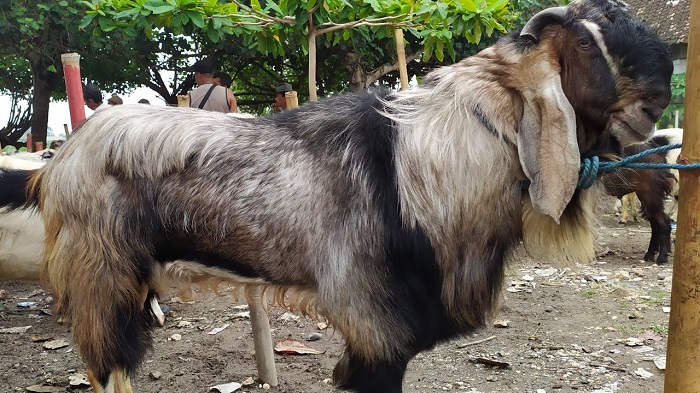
[227,89,238,113]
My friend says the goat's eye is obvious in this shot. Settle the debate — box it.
[579,37,593,48]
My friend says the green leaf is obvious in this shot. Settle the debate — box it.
[435,39,444,62]
[458,0,477,13]
[143,1,178,15]
[188,10,205,28]
[436,2,448,19]
[172,12,182,27]
[368,0,382,13]
[267,1,283,15]
[415,2,436,15]
[47,64,57,73]
[446,41,456,62]
[473,19,482,44]
[422,35,435,61]
[98,16,116,32]
[58,0,69,6]
[78,13,96,29]
[207,27,220,42]
[484,0,508,14]
[80,1,96,11]
[306,0,317,11]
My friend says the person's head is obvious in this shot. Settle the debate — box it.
[83,83,103,110]
[188,59,215,86]
[107,94,123,106]
[213,72,232,89]
[274,82,293,111]
[138,99,150,104]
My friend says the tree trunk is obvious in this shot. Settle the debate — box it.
[343,50,421,92]
[28,52,59,146]
[344,52,367,92]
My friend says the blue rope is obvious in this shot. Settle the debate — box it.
[577,143,700,189]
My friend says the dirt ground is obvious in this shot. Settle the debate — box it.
[0,195,674,393]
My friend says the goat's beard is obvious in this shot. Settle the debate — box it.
[521,185,599,265]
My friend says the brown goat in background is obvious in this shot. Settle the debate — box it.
[603,135,677,264]
[0,1,673,392]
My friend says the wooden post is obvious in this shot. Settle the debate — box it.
[63,124,71,139]
[35,141,43,152]
[675,110,679,128]
[664,1,700,391]
[394,28,409,90]
[177,95,189,107]
[248,289,278,386]
[60,53,86,132]
[285,91,298,110]
[26,134,33,153]
[308,32,318,102]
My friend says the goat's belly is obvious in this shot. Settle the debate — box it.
[160,260,318,313]
[163,260,273,288]
[0,210,43,281]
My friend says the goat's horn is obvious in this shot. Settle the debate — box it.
[520,6,568,41]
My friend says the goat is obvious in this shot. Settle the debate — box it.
[654,128,683,222]
[0,1,673,392]
[602,135,677,264]
[618,193,639,224]
[0,157,44,280]
[0,157,45,281]
[0,155,169,326]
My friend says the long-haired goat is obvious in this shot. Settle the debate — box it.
[603,135,677,264]
[0,1,673,392]
[0,157,44,281]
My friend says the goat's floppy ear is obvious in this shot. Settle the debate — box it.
[517,74,579,223]
[520,6,567,41]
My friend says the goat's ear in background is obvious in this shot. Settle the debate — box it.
[520,6,567,41]
[517,75,579,224]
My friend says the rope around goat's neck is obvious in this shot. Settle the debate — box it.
[577,143,700,189]
[469,107,691,191]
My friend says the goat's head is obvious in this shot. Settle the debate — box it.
[515,0,672,220]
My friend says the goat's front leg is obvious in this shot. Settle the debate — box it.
[87,370,133,393]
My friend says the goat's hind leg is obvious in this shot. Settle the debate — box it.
[643,221,660,263]
[333,348,408,393]
[652,215,672,264]
[64,252,158,393]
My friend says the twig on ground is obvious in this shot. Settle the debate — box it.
[456,335,497,348]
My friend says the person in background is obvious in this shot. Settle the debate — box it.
[83,83,109,112]
[107,94,123,106]
[187,59,237,113]
[213,71,232,89]
[273,82,292,113]
[138,99,150,104]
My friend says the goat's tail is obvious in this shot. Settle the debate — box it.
[0,168,43,210]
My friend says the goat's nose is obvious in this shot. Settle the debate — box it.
[642,104,664,123]
[643,91,671,123]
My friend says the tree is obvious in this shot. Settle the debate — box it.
[0,2,77,145]
[0,54,33,146]
[0,1,152,145]
[81,0,515,101]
